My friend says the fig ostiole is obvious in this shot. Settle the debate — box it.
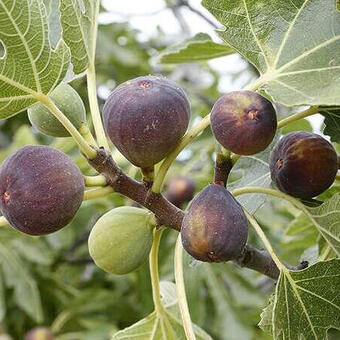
[211,90,277,155]
[88,206,156,275]
[270,132,338,198]
[103,76,190,168]
[0,145,84,235]
[28,83,86,137]
[181,184,248,262]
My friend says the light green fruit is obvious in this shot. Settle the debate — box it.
[28,83,86,137]
[88,207,155,275]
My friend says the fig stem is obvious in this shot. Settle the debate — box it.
[150,228,165,314]
[214,148,232,187]
[38,95,97,159]
[83,186,114,201]
[277,106,319,129]
[79,123,98,147]
[244,211,285,271]
[141,166,155,186]
[87,64,110,151]
[0,216,9,227]
[84,175,107,187]
[152,114,211,193]
[174,234,196,340]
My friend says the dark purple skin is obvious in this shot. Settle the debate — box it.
[103,76,190,168]
[270,132,338,198]
[25,328,54,340]
[211,90,277,155]
[0,145,84,235]
[165,176,196,208]
[181,184,248,262]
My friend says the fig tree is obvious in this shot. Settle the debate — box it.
[165,175,196,207]
[211,90,277,155]
[0,145,84,235]
[103,76,190,168]
[181,184,247,262]
[270,132,338,198]
[88,206,155,275]
[28,83,86,137]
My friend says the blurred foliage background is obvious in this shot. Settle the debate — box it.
[0,1,339,339]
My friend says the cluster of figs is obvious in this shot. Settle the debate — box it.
[0,75,338,275]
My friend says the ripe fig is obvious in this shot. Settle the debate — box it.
[181,184,247,262]
[210,90,277,155]
[25,328,54,340]
[270,132,338,198]
[103,76,190,167]
[165,176,196,207]
[88,207,155,275]
[28,83,86,137]
[0,145,84,235]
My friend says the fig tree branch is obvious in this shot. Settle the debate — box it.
[88,148,294,280]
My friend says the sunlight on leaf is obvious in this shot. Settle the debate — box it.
[203,0,340,106]
[320,107,340,142]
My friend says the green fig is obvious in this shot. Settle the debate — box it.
[28,84,86,137]
[88,207,155,275]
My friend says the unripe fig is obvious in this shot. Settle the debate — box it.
[28,84,86,137]
[181,184,247,262]
[88,207,155,275]
[211,90,277,155]
[165,176,196,207]
[270,132,338,198]
[0,145,84,235]
[103,76,190,167]
[25,328,54,340]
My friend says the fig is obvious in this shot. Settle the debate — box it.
[210,90,277,155]
[0,145,84,235]
[28,83,86,137]
[103,76,190,167]
[165,176,196,207]
[270,132,338,198]
[25,328,54,340]
[181,184,247,262]
[88,206,155,275]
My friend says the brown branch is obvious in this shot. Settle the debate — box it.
[87,148,307,280]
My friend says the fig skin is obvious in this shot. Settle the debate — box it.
[25,328,54,340]
[211,90,277,155]
[103,76,190,168]
[28,83,86,137]
[165,176,196,207]
[270,132,338,199]
[0,145,84,235]
[181,184,248,262]
[88,207,155,275]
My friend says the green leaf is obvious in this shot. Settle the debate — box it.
[305,194,340,256]
[0,242,43,322]
[112,281,212,340]
[202,0,340,106]
[59,0,99,74]
[281,118,312,134]
[159,33,234,64]
[0,270,5,321]
[320,107,340,142]
[262,260,340,339]
[258,294,274,335]
[0,0,70,119]
[229,134,280,214]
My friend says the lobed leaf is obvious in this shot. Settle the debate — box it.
[202,0,340,106]
[320,107,340,142]
[159,33,234,64]
[0,0,70,119]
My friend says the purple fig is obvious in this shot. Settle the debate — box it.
[103,76,190,167]
[181,184,247,262]
[270,132,338,198]
[211,90,277,155]
[165,176,196,207]
[0,145,84,235]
